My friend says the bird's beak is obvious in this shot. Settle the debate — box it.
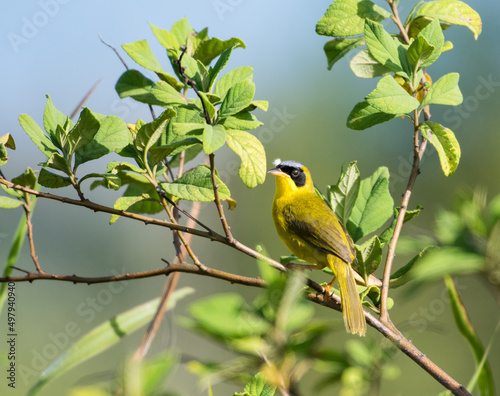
[268,168,289,178]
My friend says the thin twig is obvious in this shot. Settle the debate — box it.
[99,33,129,70]
[69,79,102,120]
[387,0,411,45]
[209,153,234,242]
[23,198,44,274]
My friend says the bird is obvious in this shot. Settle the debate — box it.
[268,160,366,336]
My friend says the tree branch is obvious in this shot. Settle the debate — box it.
[209,153,234,242]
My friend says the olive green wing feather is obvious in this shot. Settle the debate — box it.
[282,199,355,264]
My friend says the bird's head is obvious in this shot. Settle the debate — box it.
[268,160,315,194]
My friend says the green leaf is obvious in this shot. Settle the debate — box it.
[135,109,177,154]
[247,100,269,112]
[324,37,364,70]
[188,294,270,338]
[43,95,73,148]
[0,196,36,317]
[410,247,483,285]
[68,108,100,154]
[75,115,130,167]
[170,17,195,46]
[222,112,263,131]
[348,166,394,242]
[389,246,433,288]
[419,73,462,109]
[316,0,391,37]
[161,165,230,201]
[0,196,22,209]
[44,152,71,175]
[214,66,253,101]
[0,133,15,150]
[122,40,165,73]
[420,121,460,176]
[198,91,216,120]
[417,19,444,68]
[202,124,226,154]
[83,173,121,190]
[28,288,194,396]
[219,81,255,117]
[115,70,163,105]
[195,37,245,65]
[11,168,38,191]
[241,372,276,396]
[150,81,189,106]
[149,138,200,166]
[364,20,409,78]
[172,122,205,136]
[407,36,435,71]
[444,275,494,396]
[366,75,420,114]
[413,0,482,39]
[149,22,179,50]
[355,235,382,279]
[208,46,233,91]
[379,206,422,246]
[350,49,392,79]
[226,129,266,188]
[327,161,360,225]
[38,168,72,188]
[19,114,58,157]
[110,194,150,224]
[346,101,397,130]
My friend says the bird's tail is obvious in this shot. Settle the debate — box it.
[329,256,367,336]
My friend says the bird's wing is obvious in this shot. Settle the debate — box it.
[283,198,354,264]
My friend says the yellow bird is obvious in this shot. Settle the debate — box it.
[269,160,366,336]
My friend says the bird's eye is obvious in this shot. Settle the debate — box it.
[291,169,300,178]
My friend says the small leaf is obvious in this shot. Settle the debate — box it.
[0,133,16,149]
[413,0,482,39]
[149,138,200,166]
[194,37,245,65]
[420,121,460,176]
[0,196,22,209]
[122,40,165,73]
[170,17,195,46]
[242,372,276,396]
[68,108,101,154]
[327,161,360,225]
[366,76,420,114]
[348,166,394,242]
[222,112,263,131]
[389,246,433,289]
[150,81,189,106]
[350,49,392,79]
[226,129,266,188]
[11,168,38,190]
[115,70,164,106]
[219,81,255,117]
[198,91,216,120]
[407,36,435,71]
[208,46,233,91]
[38,168,72,188]
[364,20,408,78]
[43,95,73,147]
[202,124,227,154]
[161,165,230,201]
[135,109,177,154]
[149,22,179,50]
[19,114,58,157]
[45,152,71,175]
[75,115,130,167]
[417,19,444,68]
[355,235,382,279]
[324,37,364,70]
[419,73,462,109]
[316,0,391,37]
[346,101,397,130]
[444,275,494,396]
[214,66,253,101]
[379,206,422,246]
[110,194,150,224]
[28,289,194,396]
